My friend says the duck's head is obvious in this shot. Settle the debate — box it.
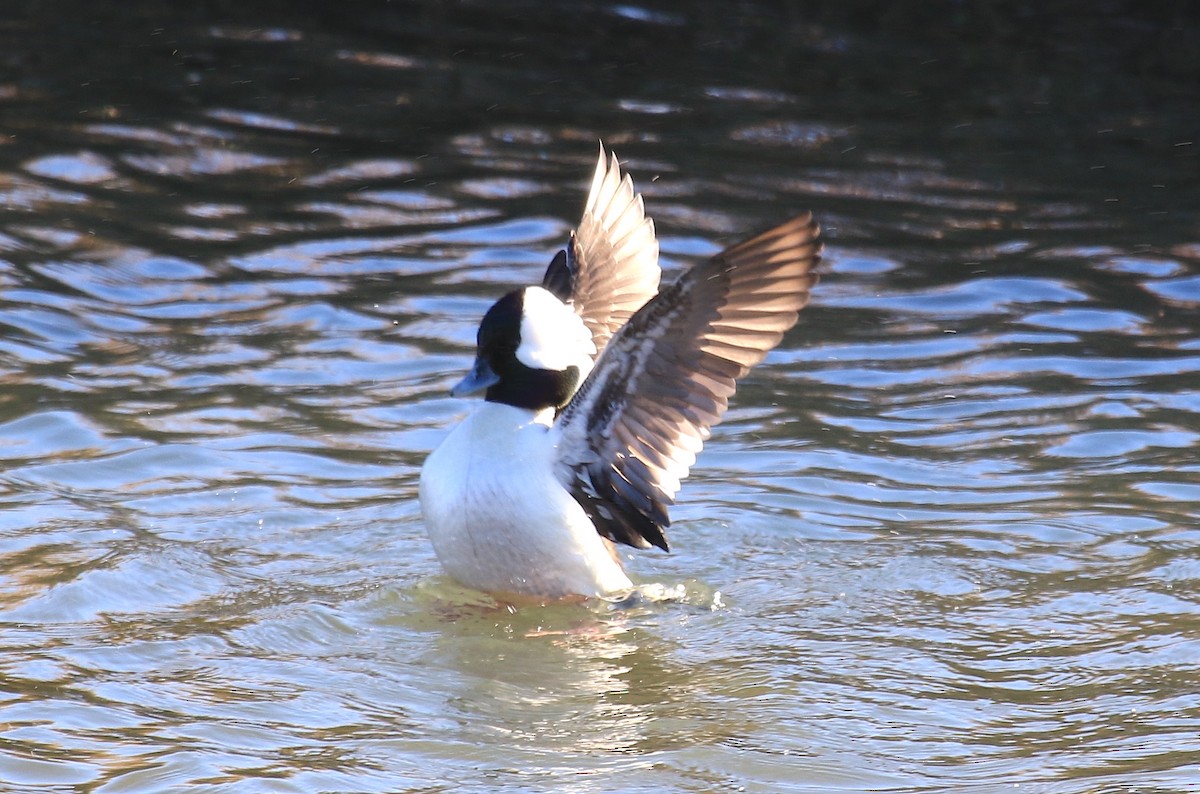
[452,286,595,410]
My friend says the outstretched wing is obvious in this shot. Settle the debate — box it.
[553,213,822,551]
[542,143,661,359]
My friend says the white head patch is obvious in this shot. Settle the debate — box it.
[516,287,596,378]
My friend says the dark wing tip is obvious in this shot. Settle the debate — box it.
[572,462,671,552]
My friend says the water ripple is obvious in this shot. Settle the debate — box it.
[0,5,1197,791]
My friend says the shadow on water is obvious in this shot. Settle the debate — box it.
[1,1,1199,792]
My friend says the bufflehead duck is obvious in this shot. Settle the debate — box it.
[420,145,821,599]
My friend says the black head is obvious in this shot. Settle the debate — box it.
[451,287,593,411]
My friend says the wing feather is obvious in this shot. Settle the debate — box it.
[554,212,822,551]
[541,144,661,359]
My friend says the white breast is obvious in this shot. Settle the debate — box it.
[419,402,633,598]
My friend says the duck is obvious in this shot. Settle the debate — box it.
[419,144,821,599]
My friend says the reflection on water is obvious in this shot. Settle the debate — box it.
[1,2,1199,792]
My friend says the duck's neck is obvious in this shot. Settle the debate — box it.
[475,400,556,429]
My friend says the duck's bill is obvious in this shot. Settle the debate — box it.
[450,357,500,397]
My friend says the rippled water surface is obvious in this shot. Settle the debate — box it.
[2,3,1199,791]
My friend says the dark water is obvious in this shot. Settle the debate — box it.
[2,2,1198,791]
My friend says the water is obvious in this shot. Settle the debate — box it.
[2,3,1199,791]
